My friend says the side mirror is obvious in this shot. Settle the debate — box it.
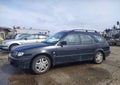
[60,41,67,46]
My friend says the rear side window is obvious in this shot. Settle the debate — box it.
[80,34,94,45]
[63,34,80,45]
[93,35,105,43]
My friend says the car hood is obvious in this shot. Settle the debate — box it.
[13,42,53,51]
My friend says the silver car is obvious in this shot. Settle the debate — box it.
[0,34,48,51]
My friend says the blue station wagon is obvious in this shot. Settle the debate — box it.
[8,29,110,74]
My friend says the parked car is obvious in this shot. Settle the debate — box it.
[11,33,30,39]
[8,29,110,74]
[116,38,120,45]
[108,33,120,46]
[108,37,120,46]
[0,34,48,51]
[107,38,116,45]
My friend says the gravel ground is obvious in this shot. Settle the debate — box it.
[0,46,120,85]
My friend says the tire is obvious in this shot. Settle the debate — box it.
[31,55,51,74]
[93,51,104,64]
[9,44,19,51]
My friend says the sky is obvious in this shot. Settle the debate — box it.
[0,0,120,33]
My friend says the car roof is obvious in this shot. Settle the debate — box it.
[60,29,100,35]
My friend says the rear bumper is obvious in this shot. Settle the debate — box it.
[8,55,31,69]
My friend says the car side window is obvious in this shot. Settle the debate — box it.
[93,35,105,43]
[80,34,94,45]
[63,34,80,45]
[26,34,38,40]
[39,35,48,39]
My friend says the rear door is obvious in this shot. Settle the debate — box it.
[79,33,97,61]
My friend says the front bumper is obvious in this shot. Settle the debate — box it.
[104,50,111,57]
[8,54,31,69]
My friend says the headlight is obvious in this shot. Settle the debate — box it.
[11,51,24,57]
[17,52,24,57]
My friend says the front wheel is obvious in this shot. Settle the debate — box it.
[93,52,104,64]
[31,55,51,74]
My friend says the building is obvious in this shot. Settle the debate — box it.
[12,25,50,35]
[15,29,50,35]
[0,26,11,40]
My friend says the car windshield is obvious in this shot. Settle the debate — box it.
[43,32,67,44]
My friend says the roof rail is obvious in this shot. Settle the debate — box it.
[72,29,97,33]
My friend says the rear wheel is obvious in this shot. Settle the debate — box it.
[31,55,51,74]
[94,51,104,64]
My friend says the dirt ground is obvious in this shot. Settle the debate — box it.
[0,46,120,85]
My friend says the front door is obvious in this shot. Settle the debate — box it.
[55,33,81,64]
